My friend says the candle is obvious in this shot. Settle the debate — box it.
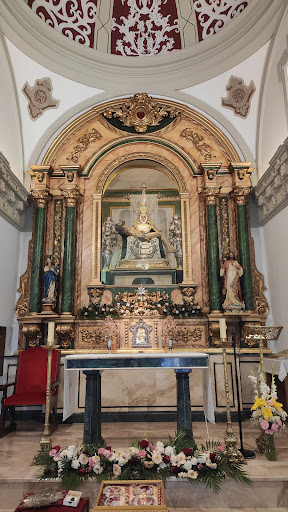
[168,339,173,350]
[47,322,55,345]
[107,339,112,351]
[219,318,227,340]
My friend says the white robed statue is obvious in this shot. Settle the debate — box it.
[220,250,245,312]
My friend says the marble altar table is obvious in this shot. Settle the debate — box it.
[63,352,215,444]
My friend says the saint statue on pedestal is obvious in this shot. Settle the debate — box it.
[220,250,245,312]
[43,255,57,302]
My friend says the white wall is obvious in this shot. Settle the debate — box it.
[260,205,288,351]
[0,216,21,328]
[0,34,23,182]
[257,8,288,178]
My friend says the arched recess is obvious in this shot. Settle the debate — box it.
[88,146,195,287]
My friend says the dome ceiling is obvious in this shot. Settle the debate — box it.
[25,0,252,57]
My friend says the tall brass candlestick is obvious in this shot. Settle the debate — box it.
[220,337,244,463]
[40,322,59,449]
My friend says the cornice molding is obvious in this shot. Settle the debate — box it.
[0,0,285,90]
[0,152,29,230]
[254,138,288,225]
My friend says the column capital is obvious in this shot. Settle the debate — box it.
[202,186,221,205]
[229,162,253,187]
[30,188,51,208]
[232,186,252,205]
[61,187,82,207]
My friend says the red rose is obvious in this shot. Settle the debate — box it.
[106,446,112,452]
[182,447,192,457]
[52,445,61,452]
[129,456,139,466]
[162,455,170,464]
[209,453,216,463]
[82,450,89,455]
[171,465,182,474]
[139,440,149,449]
[77,468,86,476]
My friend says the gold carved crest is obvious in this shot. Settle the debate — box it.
[103,93,179,133]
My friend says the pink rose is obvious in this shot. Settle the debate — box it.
[197,464,203,470]
[261,420,269,430]
[98,448,105,455]
[137,450,146,459]
[271,423,278,432]
[265,429,274,435]
[277,419,282,426]
[49,449,57,457]
[216,446,224,452]
[88,458,95,467]
[98,448,111,457]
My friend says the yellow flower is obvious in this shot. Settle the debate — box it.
[272,399,283,410]
[262,407,273,420]
[251,398,265,411]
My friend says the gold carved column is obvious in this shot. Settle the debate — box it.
[180,192,195,285]
[91,193,102,285]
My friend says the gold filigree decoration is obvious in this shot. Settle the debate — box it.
[162,316,176,347]
[88,288,102,307]
[61,188,82,207]
[220,197,230,258]
[30,189,51,208]
[253,267,269,317]
[16,239,33,318]
[96,152,187,193]
[202,187,221,205]
[182,287,197,304]
[80,327,105,346]
[56,324,74,349]
[232,186,251,205]
[114,290,169,317]
[103,316,120,348]
[22,324,41,347]
[181,128,216,161]
[53,200,62,270]
[175,326,203,345]
[103,93,179,133]
[66,128,102,163]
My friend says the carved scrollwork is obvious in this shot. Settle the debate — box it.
[232,186,251,205]
[79,327,105,347]
[66,128,102,163]
[175,326,203,345]
[30,189,51,208]
[103,93,179,133]
[56,324,74,349]
[16,239,33,319]
[253,267,269,317]
[181,128,216,161]
[22,324,42,347]
[88,288,102,307]
[202,187,221,205]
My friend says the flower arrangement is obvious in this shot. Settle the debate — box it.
[35,433,251,493]
[249,371,287,435]
[78,299,201,320]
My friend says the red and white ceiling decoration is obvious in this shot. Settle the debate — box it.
[26,0,252,56]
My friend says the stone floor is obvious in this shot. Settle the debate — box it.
[0,420,287,510]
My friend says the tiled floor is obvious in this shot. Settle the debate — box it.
[0,420,288,510]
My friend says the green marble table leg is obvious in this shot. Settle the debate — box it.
[83,370,104,446]
[175,369,195,444]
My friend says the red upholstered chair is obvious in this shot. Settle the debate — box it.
[0,347,59,437]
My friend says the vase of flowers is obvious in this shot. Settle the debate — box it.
[249,370,287,461]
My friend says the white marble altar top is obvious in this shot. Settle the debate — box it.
[264,358,288,382]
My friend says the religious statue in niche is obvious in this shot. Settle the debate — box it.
[220,250,245,312]
[43,255,57,305]
[115,184,176,263]
[169,214,182,267]
[102,216,118,268]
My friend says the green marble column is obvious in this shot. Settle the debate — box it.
[61,202,76,313]
[236,197,254,311]
[29,192,49,313]
[205,189,222,311]
[83,370,104,446]
[175,369,195,445]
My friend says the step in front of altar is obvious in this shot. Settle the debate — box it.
[1,476,288,510]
